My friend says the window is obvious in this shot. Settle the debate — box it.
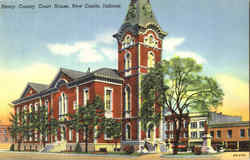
[199,131,205,138]
[170,133,174,139]
[147,124,154,139]
[124,52,132,76]
[210,131,214,138]
[124,86,131,114]
[45,99,49,112]
[121,34,134,49]
[69,128,72,141]
[227,130,232,138]
[73,101,77,110]
[184,132,188,138]
[105,88,112,111]
[148,52,155,68]
[170,122,174,131]
[216,130,221,138]
[59,93,68,119]
[83,88,89,106]
[191,132,198,139]
[240,129,245,138]
[125,124,131,140]
[199,121,205,128]
[29,104,32,113]
[191,122,197,128]
[104,131,112,140]
[144,33,158,48]
[35,103,39,112]
[166,133,169,139]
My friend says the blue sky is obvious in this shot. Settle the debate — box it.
[0,0,249,121]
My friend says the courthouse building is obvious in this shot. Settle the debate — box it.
[12,0,167,152]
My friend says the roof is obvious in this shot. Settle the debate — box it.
[12,67,123,104]
[60,68,87,80]
[114,0,167,40]
[124,0,159,27]
[28,82,49,93]
[208,121,250,128]
[93,68,123,80]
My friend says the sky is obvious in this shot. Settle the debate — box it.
[0,0,249,123]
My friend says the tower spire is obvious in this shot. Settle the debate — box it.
[114,0,167,40]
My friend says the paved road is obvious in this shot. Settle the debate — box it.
[0,151,249,160]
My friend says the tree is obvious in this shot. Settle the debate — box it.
[102,118,122,152]
[140,57,224,154]
[8,113,19,145]
[31,105,59,148]
[66,96,105,153]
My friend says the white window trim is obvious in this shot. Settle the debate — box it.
[104,87,113,118]
[35,102,39,112]
[124,52,132,76]
[83,88,89,106]
[147,51,155,68]
[125,123,131,140]
[69,128,72,141]
[104,132,113,140]
[73,100,77,110]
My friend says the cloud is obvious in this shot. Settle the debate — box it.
[47,30,117,63]
[215,74,249,120]
[47,43,80,56]
[172,51,207,64]
[100,48,117,60]
[163,38,185,53]
[0,63,58,123]
[163,37,207,64]
[95,30,116,45]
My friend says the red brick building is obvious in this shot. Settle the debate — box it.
[12,0,167,152]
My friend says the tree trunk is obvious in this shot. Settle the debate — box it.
[173,116,183,155]
[85,127,88,153]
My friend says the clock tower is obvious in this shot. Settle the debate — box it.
[113,0,167,146]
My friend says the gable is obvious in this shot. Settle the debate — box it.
[49,71,74,88]
[49,68,87,88]
[23,87,37,98]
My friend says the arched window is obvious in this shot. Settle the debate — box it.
[148,51,155,68]
[125,124,131,140]
[124,52,132,76]
[59,93,68,119]
[124,86,131,117]
[147,123,154,139]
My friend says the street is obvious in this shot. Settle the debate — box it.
[0,151,249,160]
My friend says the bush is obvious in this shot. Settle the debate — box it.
[74,143,82,153]
[193,146,202,155]
[99,148,107,152]
[123,145,135,154]
[10,144,14,151]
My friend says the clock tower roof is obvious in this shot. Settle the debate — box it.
[114,0,167,40]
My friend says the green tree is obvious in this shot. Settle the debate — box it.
[66,96,105,153]
[140,57,224,154]
[8,113,19,146]
[31,105,59,148]
[102,118,122,152]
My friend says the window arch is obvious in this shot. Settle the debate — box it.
[122,34,134,49]
[125,124,131,140]
[124,52,132,76]
[148,51,155,68]
[144,33,158,48]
